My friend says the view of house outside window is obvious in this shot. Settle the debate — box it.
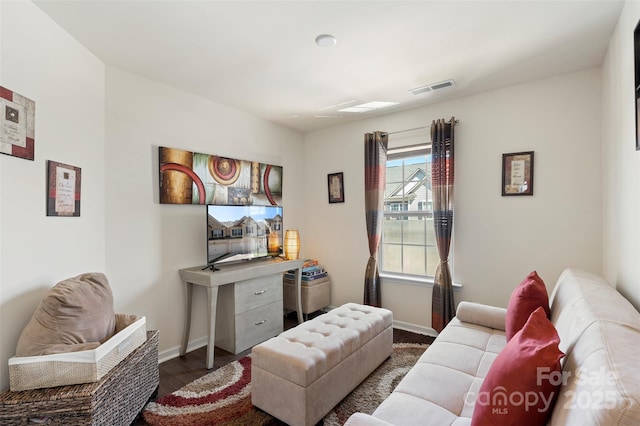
[381,149,439,278]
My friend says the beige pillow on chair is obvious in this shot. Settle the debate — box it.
[16,272,117,357]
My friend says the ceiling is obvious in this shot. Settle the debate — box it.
[33,0,624,133]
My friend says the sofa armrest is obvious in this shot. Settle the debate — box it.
[344,413,395,426]
[456,301,507,331]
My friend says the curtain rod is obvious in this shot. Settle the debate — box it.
[387,126,429,135]
[387,119,459,136]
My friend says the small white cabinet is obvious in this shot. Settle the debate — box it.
[179,257,305,369]
[215,273,283,353]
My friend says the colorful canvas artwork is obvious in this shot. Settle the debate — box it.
[159,147,282,206]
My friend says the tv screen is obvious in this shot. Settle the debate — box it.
[206,204,283,266]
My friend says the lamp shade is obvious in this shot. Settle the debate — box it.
[284,230,300,260]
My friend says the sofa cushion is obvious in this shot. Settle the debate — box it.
[548,268,640,425]
[471,307,564,426]
[505,271,550,341]
[16,272,116,356]
[366,316,507,425]
[456,301,507,331]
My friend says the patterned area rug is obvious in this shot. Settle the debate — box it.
[142,342,427,425]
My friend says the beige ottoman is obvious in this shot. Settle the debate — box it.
[251,303,393,426]
[283,275,331,315]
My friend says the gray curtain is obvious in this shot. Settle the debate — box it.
[363,131,388,307]
[431,117,456,332]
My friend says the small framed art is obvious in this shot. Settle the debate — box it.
[0,86,35,161]
[47,160,81,216]
[328,172,345,203]
[502,151,534,196]
[634,18,640,150]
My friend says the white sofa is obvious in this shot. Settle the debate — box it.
[345,268,640,425]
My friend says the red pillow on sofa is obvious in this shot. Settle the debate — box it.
[505,271,550,341]
[471,307,564,426]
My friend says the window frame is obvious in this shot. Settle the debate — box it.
[379,143,440,284]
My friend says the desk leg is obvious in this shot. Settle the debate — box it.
[295,267,303,324]
[180,282,193,357]
[206,286,219,369]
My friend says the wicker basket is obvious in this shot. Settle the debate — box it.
[0,330,159,426]
[9,314,146,391]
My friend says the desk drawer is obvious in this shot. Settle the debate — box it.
[235,301,283,353]
[235,274,282,314]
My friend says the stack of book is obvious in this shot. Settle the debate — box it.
[284,259,328,283]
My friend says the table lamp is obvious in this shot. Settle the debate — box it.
[284,230,300,260]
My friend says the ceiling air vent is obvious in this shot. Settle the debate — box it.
[409,79,455,96]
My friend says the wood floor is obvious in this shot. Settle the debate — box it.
[132,311,434,425]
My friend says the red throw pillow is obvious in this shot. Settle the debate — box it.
[471,307,564,426]
[505,271,550,341]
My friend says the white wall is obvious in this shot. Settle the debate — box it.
[304,68,603,332]
[602,1,640,310]
[0,0,304,389]
[104,68,305,360]
[0,0,106,389]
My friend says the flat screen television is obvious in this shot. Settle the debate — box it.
[206,204,283,266]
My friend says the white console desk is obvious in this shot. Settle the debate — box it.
[179,257,305,369]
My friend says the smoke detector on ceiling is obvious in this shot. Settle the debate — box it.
[409,79,455,95]
[315,34,337,47]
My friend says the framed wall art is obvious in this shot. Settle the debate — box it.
[328,172,345,203]
[0,86,35,160]
[634,18,640,150]
[47,161,81,216]
[158,146,283,206]
[502,151,534,196]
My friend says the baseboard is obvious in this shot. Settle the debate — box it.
[392,320,438,338]
[311,306,439,338]
[158,316,437,363]
[158,336,208,364]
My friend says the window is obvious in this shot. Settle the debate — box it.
[380,145,440,279]
[417,201,426,220]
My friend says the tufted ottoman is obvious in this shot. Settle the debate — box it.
[251,303,393,426]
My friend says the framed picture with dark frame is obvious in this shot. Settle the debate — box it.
[502,151,534,196]
[0,86,36,161]
[47,160,81,216]
[634,19,640,150]
[327,172,345,203]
